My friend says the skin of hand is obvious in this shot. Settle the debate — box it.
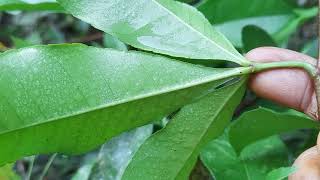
[246,47,320,180]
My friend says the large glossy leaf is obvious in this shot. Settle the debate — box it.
[122,78,246,180]
[0,44,244,165]
[197,0,317,47]
[57,0,249,65]
[0,0,63,11]
[229,107,319,153]
[201,135,290,180]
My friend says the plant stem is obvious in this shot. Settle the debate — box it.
[38,153,57,180]
[251,61,318,77]
[26,156,35,180]
[232,61,317,78]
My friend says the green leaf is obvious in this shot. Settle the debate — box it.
[0,164,19,180]
[122,78,246,180]
[0,43,242,165]
[11,36,36,49]
[301,39,318,58]
[198,0,292,25]
[229,107,319,153]
[242,25,276,52]
[103,34,128,51]
[201,135,290,180]
[198,0,317,47]
[57,0,249,65]
[175,0,197,4]
[284,0,299,7]
[0,0,64,11]
[72,125,152,180]
[72,159,96,180]
[274,7,318,44]
[266,167,296,180]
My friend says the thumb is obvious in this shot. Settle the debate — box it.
[246,47,318,120]
[289,133,320,179]
[289,146,320,180]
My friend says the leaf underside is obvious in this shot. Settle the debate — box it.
[122,78,246,180]
[57,0,246,64]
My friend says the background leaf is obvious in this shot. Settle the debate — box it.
[0,164,19,180]
[72,125,152,180]
[201,134,290,180]
[122,78,246,180]
[0,0,63,11]
[266,166,296,180]
[242,25,276,52]
[103,34,127,51]
[301,39,318,58]
[11,36,37,48]
[175,0,198,4]
[197,0,317,47]
[229,107,319,153]
[57,0,249,65]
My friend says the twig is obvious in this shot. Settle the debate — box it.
[38,153,57,180]
[69,32,104,43]
[26,156,35,180]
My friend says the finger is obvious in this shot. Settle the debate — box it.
[289,146,320,180]
[246,47,318,120]
[317,132,320,152]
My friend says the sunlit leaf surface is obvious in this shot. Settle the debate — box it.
[57,0,248,65]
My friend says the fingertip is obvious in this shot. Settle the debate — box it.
[289,146,320,180]
[245,47,282,62]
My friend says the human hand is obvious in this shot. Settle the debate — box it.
[246,47,320,180]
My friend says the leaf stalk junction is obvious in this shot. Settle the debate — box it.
[236,60,320,119]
